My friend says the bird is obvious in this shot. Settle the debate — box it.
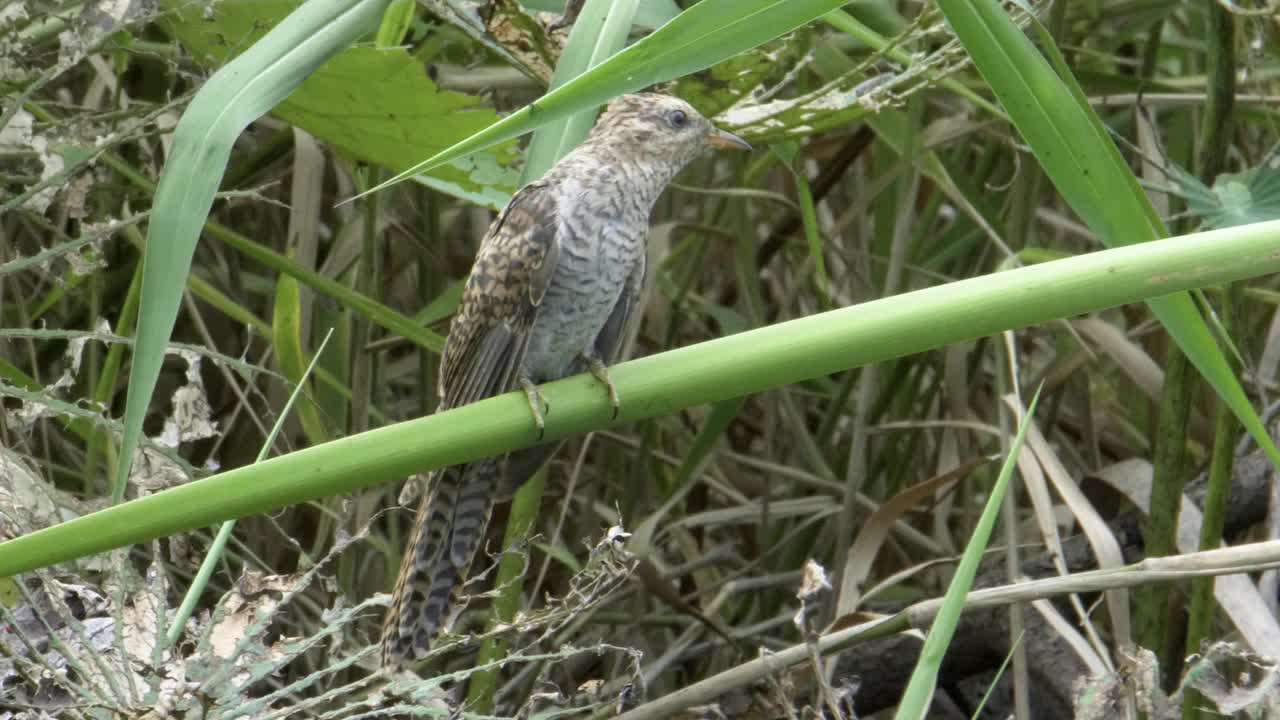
[382,93,750,668]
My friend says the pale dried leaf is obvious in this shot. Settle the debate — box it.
[158,349,219,446]
[26,131,64,214]
[117,589,162,666]
[1029,597,1109,675]
[397,472,429,506]
[0,449,58,535]
[1185,642,1280,714]
[64,329,90,376]
[1259,306,1280,381]
[208,572,295,660]
[1074,316,1163,399]
[1008,395,1131,654]
[481,0,559,82]
[128,445,192,492]
[1137,106,1168,218]
[0,3,29,27]
[0,108,33,147]
[5,370,76,429]
[62,172,94,220]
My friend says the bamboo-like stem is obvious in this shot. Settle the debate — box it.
[1184,3,1238,713]
[3,220,1280,576]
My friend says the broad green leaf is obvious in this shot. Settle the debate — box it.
[1174,144,1280,230]
[896,389,1041,718]
[164,0,520,209]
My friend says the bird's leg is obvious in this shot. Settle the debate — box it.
[548,0,585,31]
[581,350,620,420]
[519,376,547,441]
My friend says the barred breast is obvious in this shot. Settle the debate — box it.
[521,202,646,381]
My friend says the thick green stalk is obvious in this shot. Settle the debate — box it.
[1197,0,1235,183]
[2,220,1280,576]
[1136,343,1192,680]
[84,251,142,496]
[1184,286,1240,720]
[466,467,547,711]
[1133,7,1181,678]
[1184,3,1237,715]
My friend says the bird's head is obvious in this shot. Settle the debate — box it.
[586,93,750,173]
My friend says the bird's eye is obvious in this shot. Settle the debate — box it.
[667,109,688,129]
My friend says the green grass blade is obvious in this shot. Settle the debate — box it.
[205,220,444,352]
[113,0,389,504]
[273,269,331,445]
[164,329,334,648]
[5,219,1280,575]
[374,0,414,47]
[773,141,831,304]
[97,149,441,353]
[519,0,635,184]
[895,387,1041,718]
[348,0,851,202]
[934,0,1280,473]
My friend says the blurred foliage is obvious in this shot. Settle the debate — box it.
[3,0,1280,717]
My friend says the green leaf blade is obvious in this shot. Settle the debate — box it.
[351,0,850,201]
[935,0,1280,473]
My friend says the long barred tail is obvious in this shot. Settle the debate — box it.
[382,458,500,667]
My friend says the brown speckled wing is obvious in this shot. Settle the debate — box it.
[382,182,561,667]
[438,181,560,409]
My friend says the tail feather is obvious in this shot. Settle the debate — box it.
[450,470,497,567]
[382,459,499,667]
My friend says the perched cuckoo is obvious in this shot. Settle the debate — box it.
[383,93,749,667]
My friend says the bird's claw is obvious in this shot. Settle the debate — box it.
[582,352,620,420]
[520,378,547,441]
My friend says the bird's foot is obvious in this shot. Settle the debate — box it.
[519,378,547,441]
[581,352,620,420]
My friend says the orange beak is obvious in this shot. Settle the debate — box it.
[705,127,751,151]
